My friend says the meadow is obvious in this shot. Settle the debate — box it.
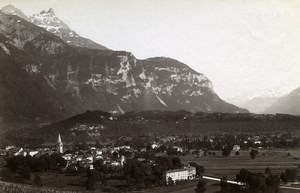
[145,148,300,193]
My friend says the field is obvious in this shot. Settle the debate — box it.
[0,179,90,193]
[145,148,300,193]
[181,149,300,179]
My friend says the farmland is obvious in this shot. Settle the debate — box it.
[0,179,91,193]
[181,149,300,179]
[144,148,300,193]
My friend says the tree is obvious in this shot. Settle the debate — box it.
[86,169,102,190]
[123,158,151,184]
[222,147,231,157]
[167,147,180,156]
[265,167,272,175]
[172,157,182,169]
[20,166,31,179]
[247,173,266,193]
[220,177,229,193]
[235,151,240,156]
[167,177,174,185]
[95,140,101,148]
[250,149,258,159]
[236,169,249,183]
[157,144,167,153]
[34,174,42,186]
[112,151,119,159]
[93,159,107,173]
[195,179,206,193]
[285,168,298,182]
[146,143,152,151]
[189,162,205,177]
[265,174,280,193]
[280,172,288,183]
[264,168,280,193]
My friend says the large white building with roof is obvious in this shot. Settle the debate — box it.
[164,166,196,185]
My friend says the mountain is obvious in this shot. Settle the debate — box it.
[1,4,28,19]
[0,9,247,123]
[240,96,279,113]
[265,87,300,115]
[1,5,108,50]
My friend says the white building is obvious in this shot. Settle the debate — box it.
[185,166,196,180]
[164,169,188,184]
[233,145,240,152]
[62,154,72,161]
[173,146,183,152]
[26,150,39,157]
[164,166,196,185]
[151,143,159,149]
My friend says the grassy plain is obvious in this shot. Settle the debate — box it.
[145,148,300,193]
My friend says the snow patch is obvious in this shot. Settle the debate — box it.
[154,67,179,73]
[117,105,125,114]
[117,55,136,87]
[122,93,131,100]
[24,64,40,73]
[146,76,154,88]
[170,74,181,83]
[44,75,56,89]
[133,88,141,98]
[0,43,10,55]
[156,95,168,107]
[139,71,146,80]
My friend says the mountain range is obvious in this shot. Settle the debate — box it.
[239,96,279,114]
[0,5,248,124]
[265,87,300,115]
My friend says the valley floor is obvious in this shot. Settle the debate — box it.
[1,148,300,193]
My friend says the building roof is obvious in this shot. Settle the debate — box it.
[58,133,62,143]
[165,168,188,174]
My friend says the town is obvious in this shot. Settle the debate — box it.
[0,132,299,192]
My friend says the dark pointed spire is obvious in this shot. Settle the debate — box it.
[47,8,55,15]
[40,8,55,15]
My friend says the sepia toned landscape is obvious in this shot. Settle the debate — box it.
[0,1,300,193]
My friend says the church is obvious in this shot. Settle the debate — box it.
[57,133,63,154]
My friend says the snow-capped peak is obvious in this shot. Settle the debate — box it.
[40,8,55,16]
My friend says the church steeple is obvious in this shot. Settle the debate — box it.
[58,133,62,143]
[57,133,63,154]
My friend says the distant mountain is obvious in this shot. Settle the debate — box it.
[1,5,108,50]
[241,96,279,113]
[1,4,28,19]
[0,9,247,123]
[265,87,300,115]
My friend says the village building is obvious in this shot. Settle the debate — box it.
[164,166,196,185]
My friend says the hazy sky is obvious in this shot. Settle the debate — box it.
[1,0,300,105]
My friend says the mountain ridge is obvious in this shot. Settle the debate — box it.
[0,8,247,124]
[1,5,108,50]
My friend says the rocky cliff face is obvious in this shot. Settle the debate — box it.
[0,10,247,123]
